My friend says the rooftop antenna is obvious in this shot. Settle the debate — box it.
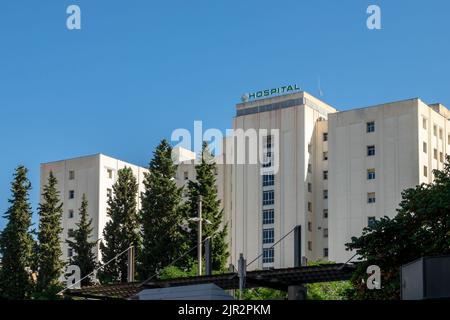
[318,76,324,97]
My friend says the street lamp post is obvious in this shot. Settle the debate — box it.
[197,196,202,276]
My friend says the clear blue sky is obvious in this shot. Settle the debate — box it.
[1,0,449,229]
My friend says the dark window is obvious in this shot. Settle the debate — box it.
[323,133,328,142]
[323,171,328,180]
[367,121,375,133]
[263,248,274,263]
[69,170,75,180]
[263,228,274,244]
[262,209,274,225]
[323,209,328,219]
[68,210,74,219]
[69,190,75,199]
[367,169,376,180]
[367,145,376,156]
[263,191,274,206]
[368,216,376,227]
[262,174,275,187]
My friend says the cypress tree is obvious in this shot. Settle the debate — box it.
[0,166,35,299]
[139,139,185,279]
[100,167,140,283]
[36,171,64,297]
[66,194,97,286]
[184,142,228,271]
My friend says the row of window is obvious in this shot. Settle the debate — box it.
[307,222,328,237]
[321,121,374,144]
[308,203,329,218]
[68,168,114,181]
[422,142,446,163]
[306,241,329,257]
[422,117,450,142]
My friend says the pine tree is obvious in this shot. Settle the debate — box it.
[36,171,64,297]
[139,139,185,279]
[66,194,97,286]
[0,166,35,299]
[100,167,140,283]
[184,142,228,271]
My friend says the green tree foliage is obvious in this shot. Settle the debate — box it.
[241,288,286,300]
[66,194,97,286]
[100,167,140,283]
[306,261,351,300]
[345,155,450,299]
[36,171,64,297]
[184,142,228,271]
[0,166,35,299]
[139,139,185,279]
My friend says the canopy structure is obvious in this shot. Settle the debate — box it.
[65,263,356,300]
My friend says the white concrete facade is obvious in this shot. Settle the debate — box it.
[40,91,450,269]
[231,92,337,269]
[231,93,450,267]
[40,154,148,262]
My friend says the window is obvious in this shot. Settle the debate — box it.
[68,229,74,238]
[440,152,444,163]
[307,183,312,193]
[263,228,274,244]
[68,210,74,219]
[323,248,329,257]
[323,151,328,161]
[367,145,375,156]
[367,169,376,180]
[424,165,428,177]
[68,248,73,258]
[323,171,328,180]
[368,216,376,227]
[308,144,312,154]
[107,188,112,198]
[308,221,312,232]
[262,174,275,187]
[323,189,328,199]
[262,190,274,206]
[434,148,438,160]
[69,170,75,180]
[323,133,328,142]
[69,190,75,199]
[433,125,437,136]
[183,171,189,180]
[422,117,427,130]
[308,241,312,251]
[263,209,274,225]
[307,164,312,173]
[263,248,274,264]
[439,128,443,139]
[107,169,113,179]
[262,152,272,168]
[423,142,427,153]
[323,228,328,238]
[264,135,273,149]
[323,209,328,219]
[367,192,376,204]
[307,202,312,212]
[367,121,375,133]
[448,135,450,145]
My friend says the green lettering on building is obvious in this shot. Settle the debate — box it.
[242,84,300,102]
